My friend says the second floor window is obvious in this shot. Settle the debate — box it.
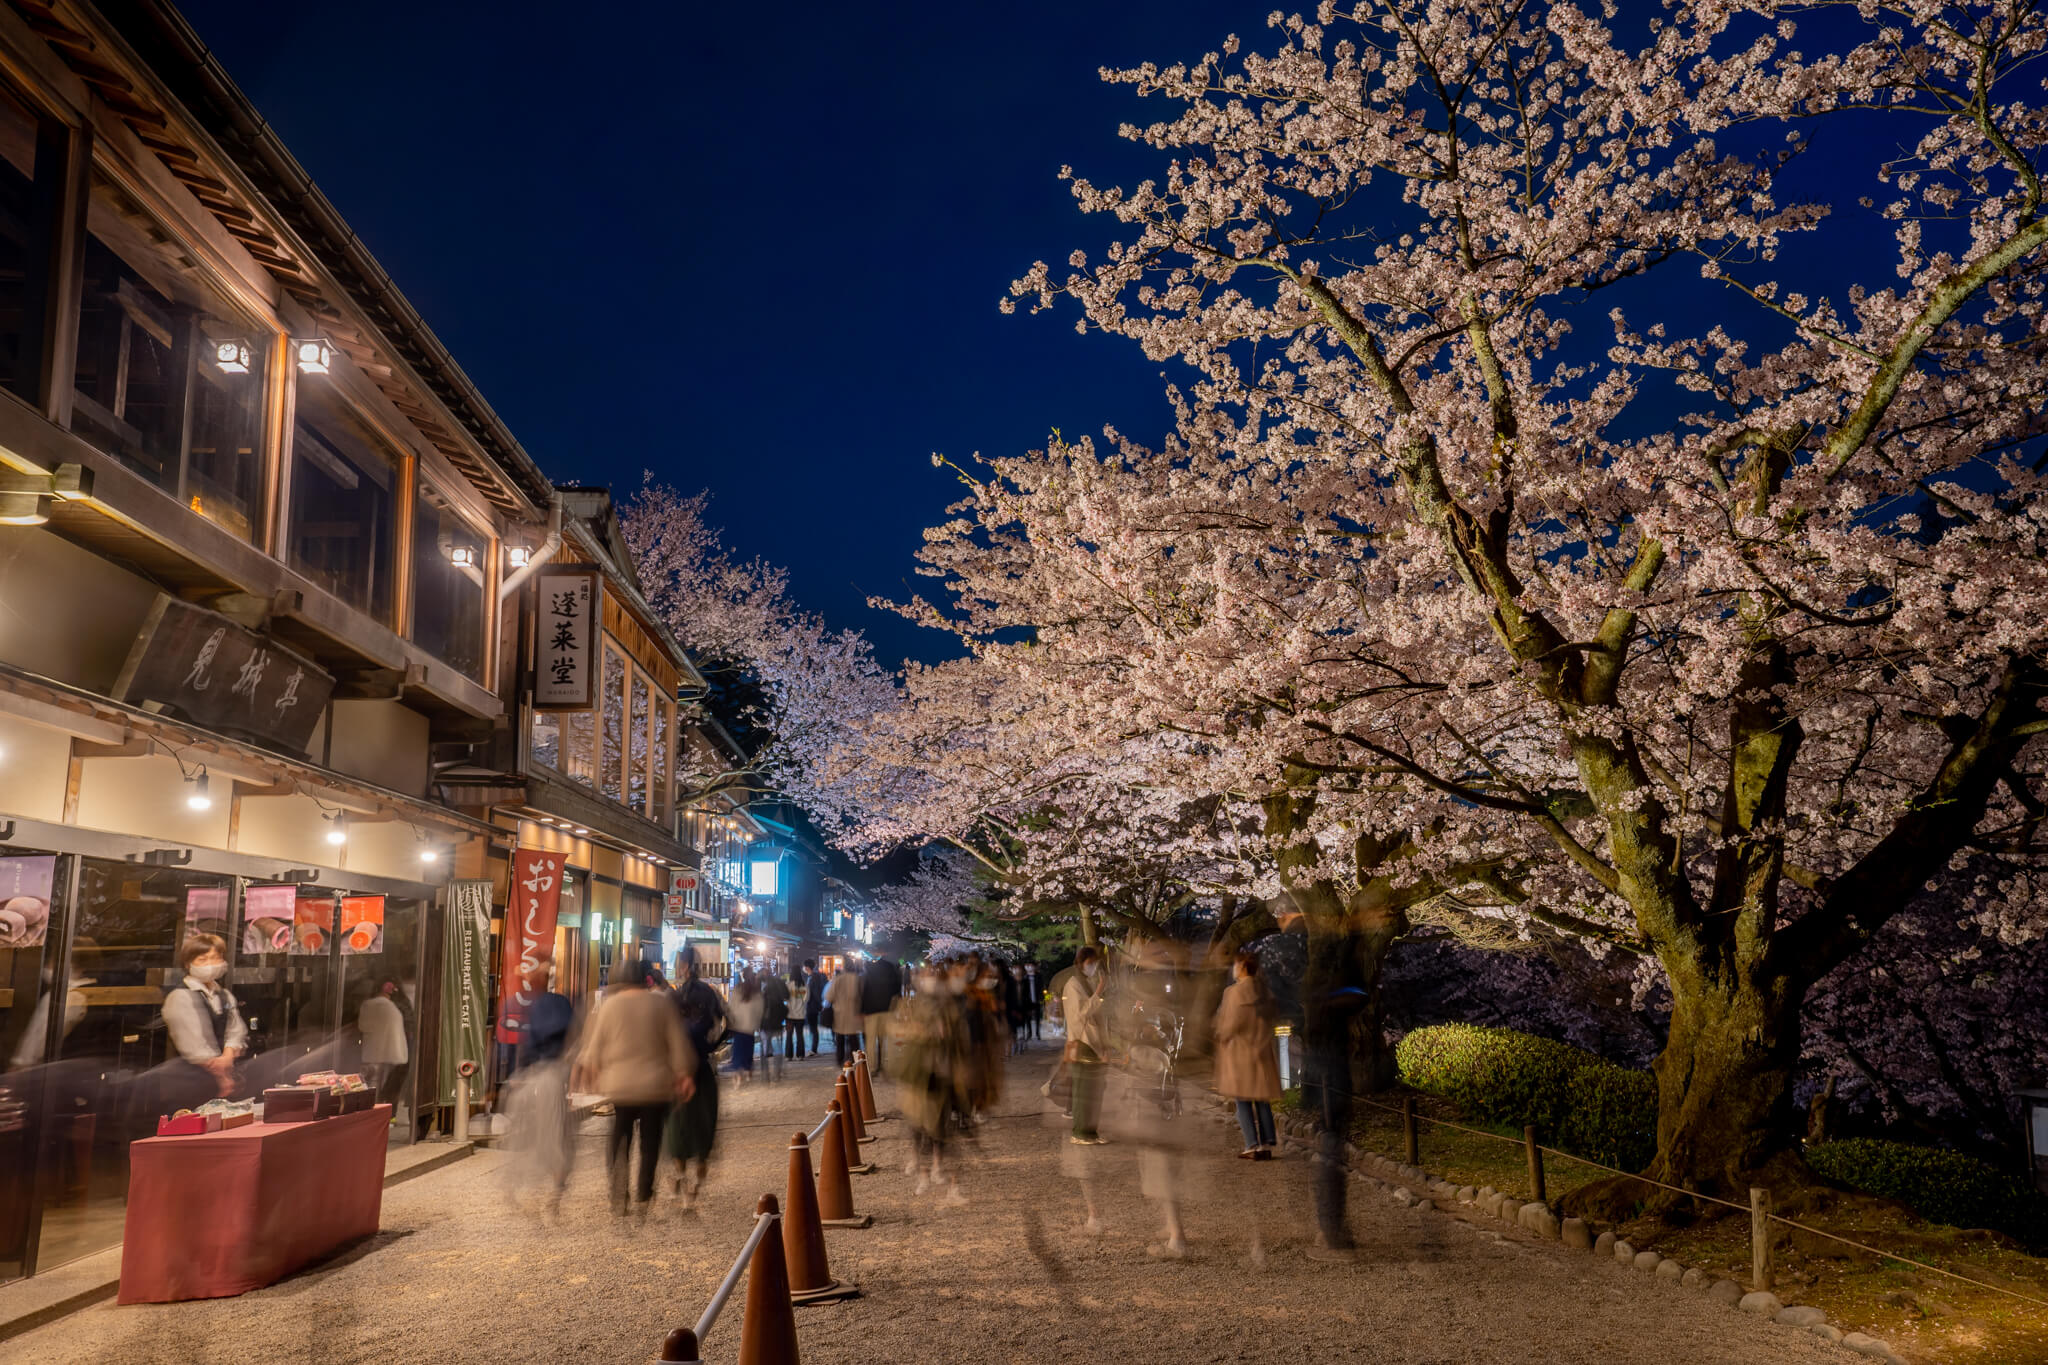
[411,479,487,680]
[70,177,270,541]
[288,381,397,624]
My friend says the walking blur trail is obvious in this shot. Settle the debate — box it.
[14,1047,1847,1364]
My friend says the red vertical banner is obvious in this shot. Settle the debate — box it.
[498,849,563,1046]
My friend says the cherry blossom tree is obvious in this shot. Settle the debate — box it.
[904,0,2048,1211]
[620,477,897,827]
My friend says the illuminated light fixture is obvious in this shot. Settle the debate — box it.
[0,491,49,526]
[324,811,349,846]
[419,847,440,864]
[185,772,213,811]
[292,338,334,374]
[447,544,477,568]
[213,339,251,374]
[506,545,531,568]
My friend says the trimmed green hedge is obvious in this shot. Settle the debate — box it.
[1396,1023,1658,1171]
[1807,1138,2048,1249]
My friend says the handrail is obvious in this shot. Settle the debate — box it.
[1339,1091,2048,1310]
[695,1208,777,1345]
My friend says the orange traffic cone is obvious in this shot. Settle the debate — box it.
[737,1194,801,1365]
[836,1073,875,1150]
[655,1326,701,1362]
[852,1053,882,1124]
[814,1102,871,1226]
[783,1132,860,1301]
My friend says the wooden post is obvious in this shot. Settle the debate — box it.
[1401,1095,1419,1167]
[1524,1125,1545,1205]
[1750,1187,1772,1292]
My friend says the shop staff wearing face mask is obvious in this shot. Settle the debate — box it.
[163,933,248,1088]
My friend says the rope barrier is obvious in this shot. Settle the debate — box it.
[694,1208,776,1345]
[1341,1092,2048,1309]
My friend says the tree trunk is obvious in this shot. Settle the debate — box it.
[1078,902,1099,949]
[1569,965,1806,1220]
[1354,898,1405,1093]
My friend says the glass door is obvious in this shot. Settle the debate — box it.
[0,846,68,1283]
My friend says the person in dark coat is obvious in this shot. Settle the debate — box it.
[760,969,791,1078]
[802,959,828,1057]
[663,949,725,1206]
[858,955,903,1077]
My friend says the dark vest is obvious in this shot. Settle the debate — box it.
[183,984,229,1055]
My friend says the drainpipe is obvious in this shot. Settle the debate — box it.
[498,493,563,603]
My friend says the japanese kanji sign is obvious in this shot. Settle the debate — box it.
[497,849,563,1045]
[532,566,600,711]
[113,595,335,750]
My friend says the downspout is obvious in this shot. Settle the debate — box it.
[498,494,563,603]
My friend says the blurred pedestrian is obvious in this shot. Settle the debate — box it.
[1064,947,1109,1145]
[760,967,790,1079]
[664,949,726,1207]
[785,967,810,1060]
[803,959,828,1056]
[1021,960,1044,1043]
[859,953,901,1078]
[503,965,577,1215]
[727,969,763,1083]
[1214,948,1280,1159]
[358,979,410,1107]
[827,959,865,1068]
[894,965,968,1205]
[573,958,693,1218]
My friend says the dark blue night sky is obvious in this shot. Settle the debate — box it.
[172,0,1284,670]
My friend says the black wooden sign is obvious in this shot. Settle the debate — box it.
[113,596,336,751]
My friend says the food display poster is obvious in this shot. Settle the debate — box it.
[183,885,229,931]
[241,884,296,955]
[292,894,334,956]
[340,895,385,956]
[0,855,56,949]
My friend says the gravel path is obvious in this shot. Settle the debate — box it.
[14,1048,1853,1363]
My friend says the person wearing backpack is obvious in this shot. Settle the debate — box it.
[663,948,726,1207]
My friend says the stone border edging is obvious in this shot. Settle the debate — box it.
[1224,1101,1906,1365]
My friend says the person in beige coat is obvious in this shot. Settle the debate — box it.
[826,961,865,1068]
[1213,948,1281,1158]
[574,959,695,1214]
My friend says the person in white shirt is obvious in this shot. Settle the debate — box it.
[161,933,247,1098]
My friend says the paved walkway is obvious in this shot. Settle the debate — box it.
[12,1048,1848,1363]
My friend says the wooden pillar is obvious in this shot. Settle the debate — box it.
[1750,1187,1773,1291]
[1524,1125,1545,1204]
[24,116,90,424]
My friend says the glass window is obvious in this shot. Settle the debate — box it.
[628,671,650,813]
[71,176,270,541]
[411,480,486,680]
[652,697,672,826]
[566,703,596,788]
[0,85,42,405]
[529,709,560,772]
[600,644,625,803]
[288,382,398,623]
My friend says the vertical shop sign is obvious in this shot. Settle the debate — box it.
[496,850,562,1046]
[533,566,599,710]
[440,879,492,1106]
[0,856,56,948]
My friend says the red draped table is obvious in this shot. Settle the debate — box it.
[118,1105,391,1304]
